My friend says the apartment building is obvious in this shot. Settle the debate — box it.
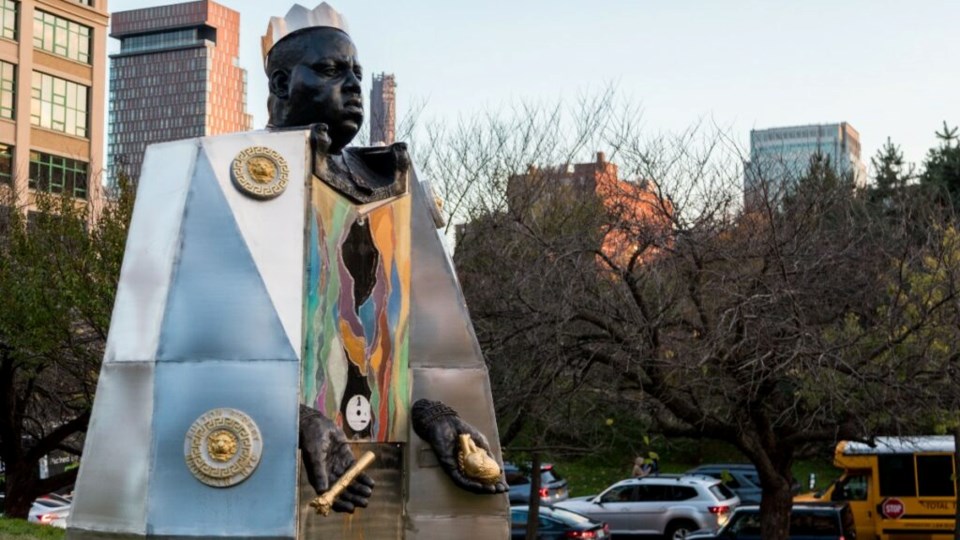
[0,0,108,217]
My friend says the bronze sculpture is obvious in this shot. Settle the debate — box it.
[67,3,508,539]
[264,11,507,510]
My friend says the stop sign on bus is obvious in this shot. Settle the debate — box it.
[882,497,906,520]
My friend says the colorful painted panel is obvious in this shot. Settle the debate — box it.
[303,180,411,442]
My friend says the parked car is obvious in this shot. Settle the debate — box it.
[686,503,856,540]
[27,496,71,529]
[510,505,611,539]
[685,464,763,504]
[555,475,740,540]
[504,462,570,505]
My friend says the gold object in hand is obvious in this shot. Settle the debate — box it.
[309,450,376,516]
[457,434,502,485]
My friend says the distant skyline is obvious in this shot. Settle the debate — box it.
[106,0,960,177]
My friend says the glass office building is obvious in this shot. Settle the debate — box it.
[743,122,867,211]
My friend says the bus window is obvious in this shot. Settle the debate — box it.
[916,455,954,497]
[832,474,868,501]
[879,454,916,496]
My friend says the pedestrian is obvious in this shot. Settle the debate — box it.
[632,456,652,477]
[647,452,660,476]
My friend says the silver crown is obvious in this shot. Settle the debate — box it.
[261,3,350,64]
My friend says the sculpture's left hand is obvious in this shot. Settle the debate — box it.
[411,399,508,495]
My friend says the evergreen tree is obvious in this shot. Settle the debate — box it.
[870,137,910,203]
[920,122,960,204]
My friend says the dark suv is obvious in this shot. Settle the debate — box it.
[686,504,856,540]
[504,462,570,505]
[685,464,763,504]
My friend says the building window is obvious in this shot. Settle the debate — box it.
[0,143,11,184]
[28,151,88,199]
[0,0,15,41]
[34,10,91,64]
[120,28,199,54]
[31,72,89,137]
[0,61,13,119]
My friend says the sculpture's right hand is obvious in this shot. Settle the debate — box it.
[299,405,375,513]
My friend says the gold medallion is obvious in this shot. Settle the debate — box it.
[184,408,263,488]
[231,146,289,200]
[207,430,238,462]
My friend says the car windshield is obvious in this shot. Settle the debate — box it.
[506,470,529,486]
[542,468,563,484]
[709,483,736,500]
[34,499,66,509]
[547,507,593,525]
[504,463,564,485]
[727,511,762,535]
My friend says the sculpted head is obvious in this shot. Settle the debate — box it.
[266,27,363,154]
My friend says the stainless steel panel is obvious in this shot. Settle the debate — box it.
[297,443,403,540]
[201,131,310,353]
[104,140,199,363]
[405,367,509,522]
[147,360,299,538]
[156,153,298,363]
[69,362,154,535]
[408,171,486,370]
[405,516,510,540]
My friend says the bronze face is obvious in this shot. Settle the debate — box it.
[268,28,363,154]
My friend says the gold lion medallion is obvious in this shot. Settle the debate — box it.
[207,430,238,462]
[231,146,289,200]
[184,408,263,488]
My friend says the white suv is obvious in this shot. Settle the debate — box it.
[555,475,740,539]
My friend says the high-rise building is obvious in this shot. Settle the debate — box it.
[743,122,867,210]
[369,72,395,145]
[0,0,108,218]
[108,0,251,183]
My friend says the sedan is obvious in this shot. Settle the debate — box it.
[28,496,71,528]
[510,505,611,539]
[505,462,570,505]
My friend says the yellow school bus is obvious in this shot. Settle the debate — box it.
[796,437,956,540]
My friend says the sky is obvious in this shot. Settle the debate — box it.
[106,0,960,175]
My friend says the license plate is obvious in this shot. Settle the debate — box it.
[557,488,566,497]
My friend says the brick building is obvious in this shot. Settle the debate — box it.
[108,0,251,184]
[506,152,672,266]
[369,72,395,145]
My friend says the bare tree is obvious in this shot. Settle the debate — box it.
[420,94,960,540]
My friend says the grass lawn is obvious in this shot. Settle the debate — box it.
[555,457,840,499]
[0,518,64,540]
